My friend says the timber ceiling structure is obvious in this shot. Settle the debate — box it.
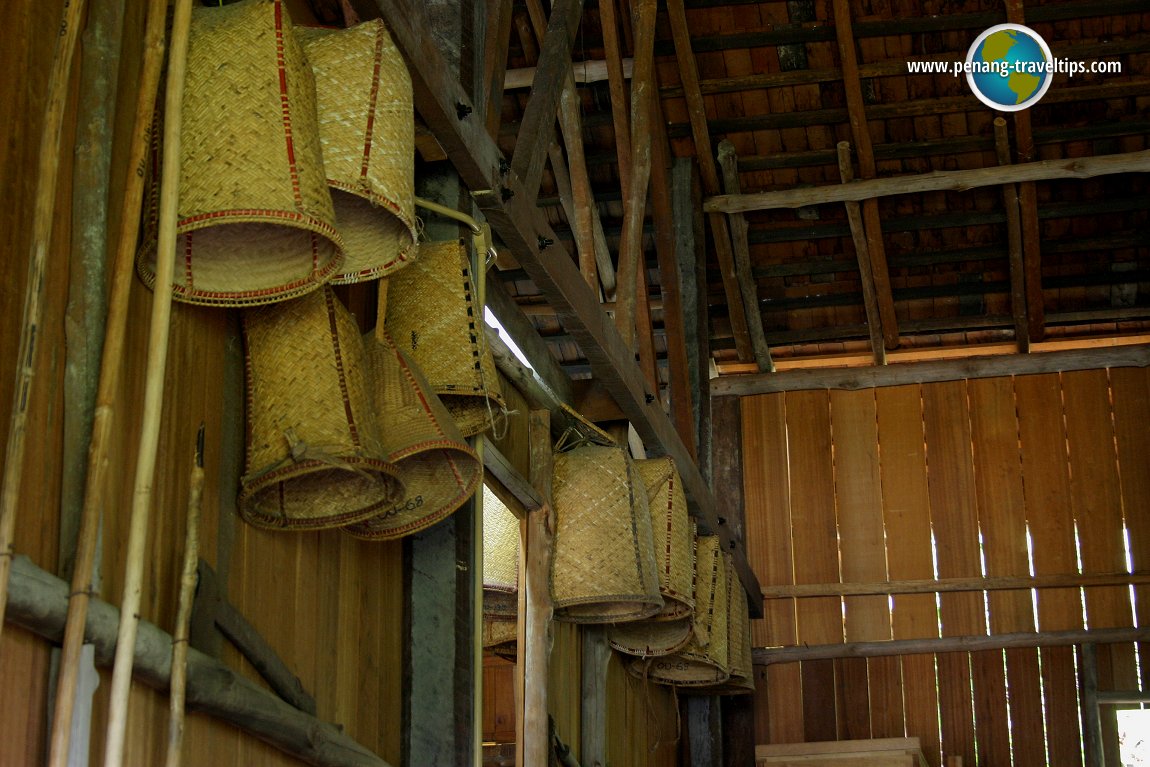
[315,0,1150,607]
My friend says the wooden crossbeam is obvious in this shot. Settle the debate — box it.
[753,627,1150,666]
[705,148,1150,213]
[370,0,763,613]
[665,0,755,364]
[762,571,1150,600]
[482,0,514,140]
[509,0,584,202]
[710,341,1150,396]
[717,141,773,372]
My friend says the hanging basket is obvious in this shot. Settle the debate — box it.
[483,615,518,661]
[342,329,481,540]
[634,534,730,687]
[712,554,755,695]
[551,444,663,624]
[138,0,344,306]
[238,287,403,529]
[608,456,697,657]
[384,239,503,437]
[482,484,520,618]
[297,19,418,283]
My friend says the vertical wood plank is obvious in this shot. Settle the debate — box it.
[969,377,1041,767]
[877,385,940,766]
[524,409,554,767]
[1110,367,1150,690]
[1015,373,1083,767]
[742,393,803,743]
[922,380,980,766]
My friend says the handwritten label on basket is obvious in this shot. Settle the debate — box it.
[380,494,424,519]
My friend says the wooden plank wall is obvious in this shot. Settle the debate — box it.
[742,368,1150,767]
[0,0,407,763]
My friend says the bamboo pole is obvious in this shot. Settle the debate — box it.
[0,0,90,643]
[46,2,168,763]
[103,0,193,763]
[166,426,204,767]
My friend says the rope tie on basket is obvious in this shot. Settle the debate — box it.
[240,427,375,485]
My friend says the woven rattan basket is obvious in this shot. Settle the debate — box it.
[297,19,417,283]
[551,444,663,623]
[483,615,518,661]
[482,484,520,618]
[384,239,503,437]
[634,534,730,686]
[239,287,403,529]
[342,329,481,540]
[138,0,344,306]
[712,554,755,694]
[608,456,697,657]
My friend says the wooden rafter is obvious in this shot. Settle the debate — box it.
[831,0,899,351]
[717,140,773,372]
[372,0,763,613]
[704,148,1150,212]
[665,0,756,363]
[509,0,584,203]
[520,0,617,293]
[993,117,1031,353]
[837,141,887,366]
[482,0,514,140]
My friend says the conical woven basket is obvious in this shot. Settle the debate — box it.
[138,0,344,306]
[551,444,663,623]
[712,554,755,695]
[483,615,518,661]
[634,534,730,686]
[608,457,696,657]
[239,287,403,529]
[342,329,481,540]
[384,239,504,437]
[482,484,521,617]
[297,20,417,283]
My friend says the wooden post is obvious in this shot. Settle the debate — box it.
[993,118,1030,353]
[717,140,773,372]
[687,696,724,766]
[523,410,555,767]
[1081,643,1105,767]
[581,627,611,767]
[482,0,514,140]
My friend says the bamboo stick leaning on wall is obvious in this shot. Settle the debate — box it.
[0,0,90,644]
[46,2,169,763]
[104,0,194,763]
[166,426,205,767]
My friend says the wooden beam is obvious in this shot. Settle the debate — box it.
[6,556,391,767]
[522,410,554,767]
[762,571,1150,600]
[509,0,584,202]
[650,89,697,459]
[993,117,1031,353]
[1080,643,1106,767]
[482,0,514,140]
[687,696,724,766]
[837,141,886,366]
[504,56,633,89]
[717,141,772,372]
[482,438,543,516]
[375,0,762,614]
[829,0,898,351]
[705,148,1150,213]
[711,342,1150,396]
[484,279,575,407]
[754,627,1150,666]
[612,0,656,339]
[665,0,754,363]
[580,627,611,767]
[599,0,632,190]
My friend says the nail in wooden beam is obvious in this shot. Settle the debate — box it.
[665,0,755,363]
[482,0,515,141]
[993,117,1031,353]
[717,140,773,372]
[837,141,887,366]
[1005,0,1047,343]
[612,0,657,341]
[509,0,585,203]
[831,0,899,351]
